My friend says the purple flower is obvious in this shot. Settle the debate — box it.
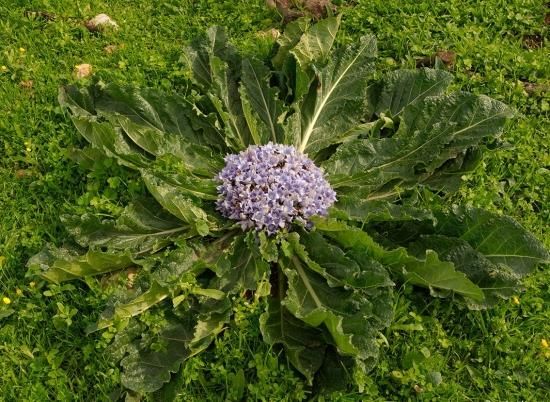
[216,143,336,234]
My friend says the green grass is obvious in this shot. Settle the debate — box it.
[0,0,548,400]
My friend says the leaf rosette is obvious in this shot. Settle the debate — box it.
[27,17,548,396]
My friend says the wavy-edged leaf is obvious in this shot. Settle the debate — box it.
[94,241,231,331]
[331,195,434,223]
[314,346,356,393]
[420,147,483,193]
[325,92,513,193]
[289,232,393,290]
[63,200,187,253]
[27,245,134,283]
[94,281,170,332]
[184,27,250,150]
[121,317,194,393]
[146,158,220,201]
[60,85,223,174]
[400,250,485,300]
[151,243,207,287]
[272,19,309,70]
[208,55,251,150]
[260,299,326,384]
[142,173,213,236]
[291,15,341,68]
[408,235,521,308]
[216,234,270,292]
[297,35,377,154]
[93,85,224,152]
[240,58,286,144]
[188,297,232,355]
[312,218,484,301]
[184,26,239,90]
[281,258,391,366]
[435,207,549,275]
[71,116,151,169]
[367,68,453,118]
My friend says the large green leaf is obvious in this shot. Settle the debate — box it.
[274,16,342,106]
[121,318,194,393]
[93,85,224,152]
[324,92,513,194]
[146,158,220,201]
[272,19,309,70]
[434,207,549,275]
[367,68,453,118]
[399,250,485,300]
[27,245,134,283]
[290,15,341,68]
[184,26,239,90]
[408,235,521,307]
[272,18,313,104]
[188,297,232,355]
[331,195,434,223]
[312,218,484,301]
[240,58,286,144]
[208,55,251,150]
[151,243,207,287]
[60,85,223,175]
[260,299,326,384]
[216,234,270,292]
[94,281,171,331]
[280,254,391,362]
[142,173,213,236]
[290,232,393,290]
[419,147,483,194]
[70,116,151,169]
[184,27,251,150]
[94,240,232,331]
[297,35,377,153]
[63,199,187,253]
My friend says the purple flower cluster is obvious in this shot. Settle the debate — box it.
[216,143,336,234]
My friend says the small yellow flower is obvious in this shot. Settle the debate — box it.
[19,47,26,53]
[512,296,520,305]
[542,339,549,349]
[2,297,11,304]
[26,147,32,152]
[29,281,36,288]
[1,65,7,71]
[16,288,23,296]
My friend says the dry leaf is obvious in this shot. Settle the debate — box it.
[85,13,118,32]
[267,0,334,22]
[256,28,281,40]
[522,34,543,49]
[74,63,92,79]
[522,81,550,95]
[416,51,456,68]
[19,80,33,89]
[126,267,139,289]
[104,44,118,54]
[24,10,56,21]
[15,169,32,179]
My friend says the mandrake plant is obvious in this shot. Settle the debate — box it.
[28,16,548,396]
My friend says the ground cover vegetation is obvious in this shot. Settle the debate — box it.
[0,0,549,401]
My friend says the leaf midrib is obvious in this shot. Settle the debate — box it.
[292,256,323,309]
[298,40,371,153]
[245,60,278,142]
